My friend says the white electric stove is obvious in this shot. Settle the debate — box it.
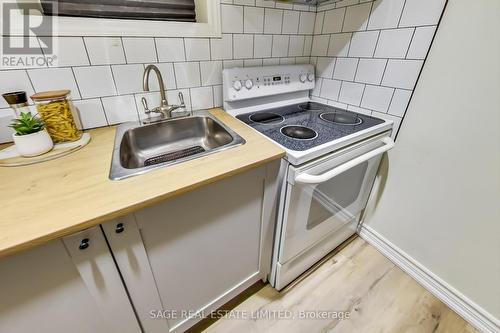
[223,65,395,290]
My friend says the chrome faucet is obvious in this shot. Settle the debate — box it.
[142,65,186,121]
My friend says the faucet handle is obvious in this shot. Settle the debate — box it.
[141,97,150,113]
[178,92,185,107]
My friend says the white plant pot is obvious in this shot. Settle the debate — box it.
[12,129,54,157]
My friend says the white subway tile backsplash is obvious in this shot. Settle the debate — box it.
[303,36,313,56]
[155,38,185,62]
[223,60,244,68]
[213,85,223,107]
[244,6,264,33]
[264,9,283,34]
[234,34,254,59]
[200,61,223,86]
[73,66,117,98]
[314,12,325,35]
[382,59,423,89]
[361,85,394,112]
[73,99,108,129]
[84,37,126,65]
[349,31,379,57]
[367,0,405,30]
[399,0,446,27]
[101,95,139,125]
[122,38,157,64]
[298,12,316,35]
[328,33,352,57]
[333,58,358,81]
[221,5,244,33]
[272,35,289,57]
[280,58,295,65]
[288,36,305,57]
[0,71,35,108]
[210,34,233,60]
[374,28,414,59]
[407,26,436,59]
[185,38,210,61]
[323,8,345,34]
[296,57,310,64]
[190,86,214,110]
[55,37,90,67]
[311,35,329,56]
[28,68,81,99]
[343,3,372,32]
[245,59,263,67]
[316,57,336,78]
[174,62,201,89]
[254,35,273,58]
[0,0,444,142]
[308,0,442,133]
[263,58,280,66]
[388,89,412,116]
[320,79,341,100]
[282,11,300,34]
[355,58,387,84]
[339,81,364,105]
[111,64,144,95]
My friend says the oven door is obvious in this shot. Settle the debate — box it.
[277,133,394,264]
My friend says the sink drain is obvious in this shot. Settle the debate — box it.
[144,146,205,166]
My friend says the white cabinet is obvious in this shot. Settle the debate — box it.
[102,163,280,332]
[0,226,141,333]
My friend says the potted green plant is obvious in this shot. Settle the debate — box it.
[9,112,53,157]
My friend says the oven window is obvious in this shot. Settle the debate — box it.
[306,161,368,230]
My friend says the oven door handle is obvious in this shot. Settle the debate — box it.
[294,137,395,185]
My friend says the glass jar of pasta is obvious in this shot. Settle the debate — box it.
[31,90,82,143]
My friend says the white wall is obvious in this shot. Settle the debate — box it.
[363,0,500,326]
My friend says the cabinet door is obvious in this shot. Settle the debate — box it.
[103,165,279,333]
[0,226,141,333]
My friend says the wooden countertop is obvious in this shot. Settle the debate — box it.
[0,108,284,258]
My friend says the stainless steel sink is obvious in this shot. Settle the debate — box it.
[109,110,245,180]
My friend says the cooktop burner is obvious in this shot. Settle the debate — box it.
[320,111,363,125]
[298,102,324,111]
[281,125,317,140]
[249,112,284,124]
[236,102,385,151]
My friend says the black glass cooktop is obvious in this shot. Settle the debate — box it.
[236,102,385,151]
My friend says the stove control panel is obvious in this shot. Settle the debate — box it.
[223,65,315,102]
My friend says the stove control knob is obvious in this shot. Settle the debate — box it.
[232,80,242,91]
[245,79,253,90]
[299,73,307,83]
[307,73,315,82]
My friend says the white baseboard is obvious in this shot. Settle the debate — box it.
[358,225,499,333]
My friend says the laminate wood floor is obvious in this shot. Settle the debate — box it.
[199,237,477,333]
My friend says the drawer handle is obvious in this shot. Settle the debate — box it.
[79,238,90,250]
[115,223,125,234]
